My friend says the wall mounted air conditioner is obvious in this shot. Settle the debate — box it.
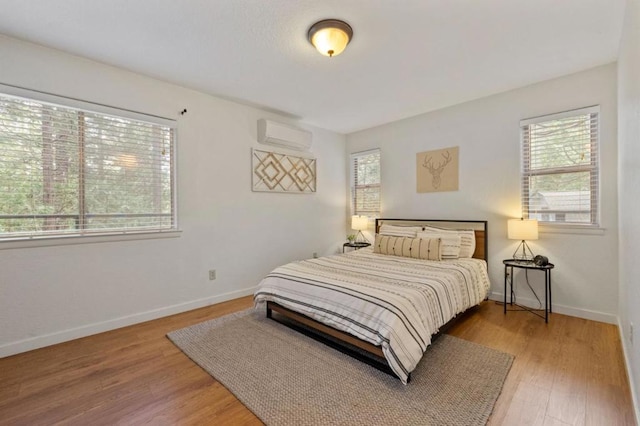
[257,119,312,151]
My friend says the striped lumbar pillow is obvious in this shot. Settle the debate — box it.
[374,234,442,261]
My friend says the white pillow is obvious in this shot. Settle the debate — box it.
[421,226,476,258]
[417,231,461,259]
[378,224,423,238]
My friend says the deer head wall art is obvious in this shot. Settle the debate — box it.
[416,146,459,193]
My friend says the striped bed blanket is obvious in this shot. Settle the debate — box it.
[254,248,490,384]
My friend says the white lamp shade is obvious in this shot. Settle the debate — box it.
[351,215,369,231]
[311,27,350,56]
[508,219,538,240]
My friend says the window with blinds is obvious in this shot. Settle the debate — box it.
[0,90,176,241]
[520,106,599,226]
[350,149,380,218]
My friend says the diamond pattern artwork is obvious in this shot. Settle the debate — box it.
[252,149,316,193]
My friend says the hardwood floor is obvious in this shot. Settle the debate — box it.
[448,302,635,425]
[0,297,635,425]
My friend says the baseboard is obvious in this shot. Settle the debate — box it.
[0,286,257,358]
[618,318,640,425]
[488,291,617,324]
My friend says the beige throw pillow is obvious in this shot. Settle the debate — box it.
[421,226,476,258]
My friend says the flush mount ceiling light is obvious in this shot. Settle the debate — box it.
[308,19,353,57]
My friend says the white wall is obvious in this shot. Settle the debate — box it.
[347,64,619,323]
[618,0,640,414]
[0,35,347,356]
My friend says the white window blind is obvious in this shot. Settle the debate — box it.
[0,90,176,241]
[350,149,380,218]
[520,106,599,226]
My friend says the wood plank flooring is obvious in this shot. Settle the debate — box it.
[0,297,635,425]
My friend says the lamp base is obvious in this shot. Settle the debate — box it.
[355,230,369,244]
[512,240,535,261]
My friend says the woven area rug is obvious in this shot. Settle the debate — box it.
[168,308,513,426]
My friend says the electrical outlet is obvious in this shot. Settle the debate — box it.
[209,269,216,280]
[631,322,634,344]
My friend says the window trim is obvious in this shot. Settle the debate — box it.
[520,106,600,229]
[0,83,176,127]
[0,229,182,250]
[350,149,381,221]
[0,83,179,245]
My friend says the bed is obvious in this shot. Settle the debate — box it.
[253,219,490,384]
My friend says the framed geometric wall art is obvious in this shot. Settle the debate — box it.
[252,149,317,193]
[416,146,459,193]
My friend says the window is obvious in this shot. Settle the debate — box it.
[0,88,177,241]
[350,149,380,218]
[520,106,599,226]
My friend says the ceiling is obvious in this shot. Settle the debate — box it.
[0,0,626,134]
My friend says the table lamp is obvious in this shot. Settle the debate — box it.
[351,215,369,243]
[508,218,538,261]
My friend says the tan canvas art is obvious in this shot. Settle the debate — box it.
[416,146,459,193]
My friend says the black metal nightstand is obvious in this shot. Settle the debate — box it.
[503,259,555,323]
[343,242,371,253]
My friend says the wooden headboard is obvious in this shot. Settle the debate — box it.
[374,218,488,263]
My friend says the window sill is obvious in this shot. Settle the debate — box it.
[539,224,605,236]
[0,230,182,250]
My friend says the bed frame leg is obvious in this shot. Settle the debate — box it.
[266,304,272,319]
[407,373,411,384]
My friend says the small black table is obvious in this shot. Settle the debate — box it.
[343,242,371,253]
[503,259,555,323]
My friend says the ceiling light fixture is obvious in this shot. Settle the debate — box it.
[308,19,353,57]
